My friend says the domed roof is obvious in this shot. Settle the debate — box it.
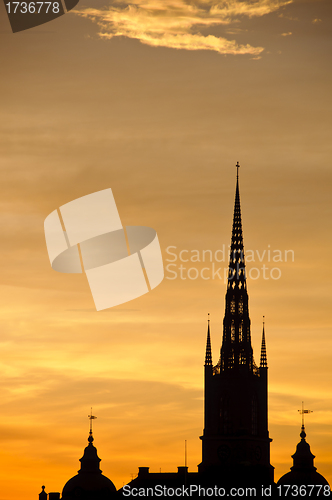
[62,471,116,499]
[277,426,329,487]
[62,431,116,499]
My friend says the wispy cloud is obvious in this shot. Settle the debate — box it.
[75,0,293,55]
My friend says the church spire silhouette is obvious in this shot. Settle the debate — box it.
[220,163,254,373]
[199,163,274,483]
[227,161,246,293]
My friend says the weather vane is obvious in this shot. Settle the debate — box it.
[88,407,97,435]
[298,401,312,428]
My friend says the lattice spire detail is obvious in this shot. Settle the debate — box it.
[227,162,246,291]
[220,163,255,373]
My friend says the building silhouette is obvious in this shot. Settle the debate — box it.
[198,164,274,485]
[61,428,117,499]
[277,424,329,488]
[40,414,116,500]
[39,165,329,498]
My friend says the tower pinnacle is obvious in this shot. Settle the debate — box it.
[260,317,268,368]
[227,162,246,292]
[220,164,254,372]
[199,164,273,481]
[204,314,212,366]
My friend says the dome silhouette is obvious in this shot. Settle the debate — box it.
[277,426,329,487]
[62,429,116,499]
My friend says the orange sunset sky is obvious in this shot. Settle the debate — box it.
[0,0,332,498]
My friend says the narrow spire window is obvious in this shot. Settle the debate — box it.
[239,321,243,342]
[228,350,234,368]
[231,320,235,342]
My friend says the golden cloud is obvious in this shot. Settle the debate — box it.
[75,0,293,55]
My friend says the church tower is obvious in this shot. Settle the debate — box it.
[199,164,274,484]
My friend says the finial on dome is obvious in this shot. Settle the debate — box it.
[298,402,312,440]
[39,485,47,500]
[88,408,97,443]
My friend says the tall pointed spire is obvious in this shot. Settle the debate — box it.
[227,161,246,292]
[220,163,254,373]
[260,317,268,368]
[199,163,273,481]
[205,314,212,366]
